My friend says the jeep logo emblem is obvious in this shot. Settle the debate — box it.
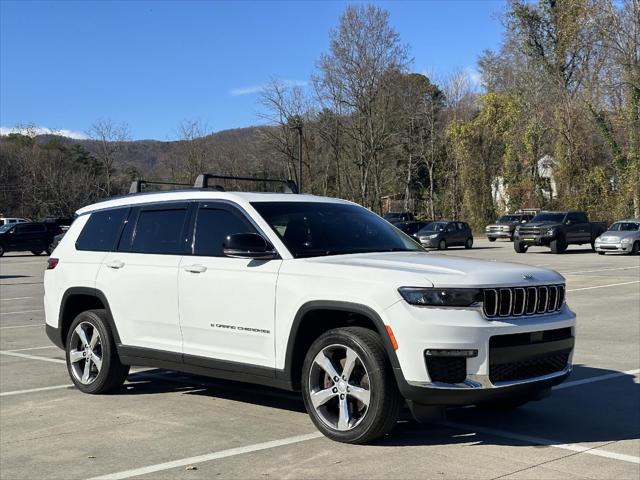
[522,273,534,280]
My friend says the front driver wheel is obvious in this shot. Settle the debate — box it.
[514,241,528,253]
[488,237,496,242]
[438,239,447,250]
[465,237,473,249]
[301,327,401,444]
[65,309,130,394]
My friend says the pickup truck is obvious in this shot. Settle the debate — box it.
[513,211,607,254]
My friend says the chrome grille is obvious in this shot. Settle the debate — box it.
[483,285,565,318]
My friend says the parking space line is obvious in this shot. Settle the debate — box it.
[87,432,324,480]
[554,369,640,390]
[0,323,43,329]
[3,345,58,352]
[0,309,44,316]
[567,280,640,292]
[0,350,65,364]
[443,422,640,465]
[0,384,72,397]
[0,296,34,302]
[562,266,640,275]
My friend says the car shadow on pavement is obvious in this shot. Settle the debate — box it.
[0,275,31,279]
[121,370,307,413]
[376,364,639,447]
[119,365,638,448]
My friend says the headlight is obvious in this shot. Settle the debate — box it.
[485,226,490,231]
[546,228,556,235]
[398,287,482,307]
[428,234,439,238]
[502,226,511,231]
[621,238,631,244]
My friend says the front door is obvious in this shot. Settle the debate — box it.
[178,202,281,367]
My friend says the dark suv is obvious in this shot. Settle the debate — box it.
[416,221,473,250]
[0,222,62,256]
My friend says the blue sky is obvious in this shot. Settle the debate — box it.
[0,0,505,140]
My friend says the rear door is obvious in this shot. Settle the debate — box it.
[96,202,191,353]
[177,201,281,367]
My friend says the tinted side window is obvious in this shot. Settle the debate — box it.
[194,206,256,257]
[18,224,46,233]
[76,209,128,252]
[573,212,588,223]
[131,206,188,255]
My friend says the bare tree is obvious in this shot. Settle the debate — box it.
[87,119,131,195]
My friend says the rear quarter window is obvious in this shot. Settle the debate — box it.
[76,208,128,252]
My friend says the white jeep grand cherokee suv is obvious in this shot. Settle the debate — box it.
[45,188,575,444]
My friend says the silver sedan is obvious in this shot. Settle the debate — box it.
[594,219,640,255]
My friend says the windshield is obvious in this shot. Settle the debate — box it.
[531,212,565,223]
[497,215,520,223]
[252,202,423,258]
[419,221,448,233]
[0,224,14,233]
[609,222,640,232]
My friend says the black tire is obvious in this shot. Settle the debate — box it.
[632,241,640,255]
[301,327,402,444]
[65,309,129,394]
[513,240,528,253]
[465,237,473,249]
[438,239,447,250]
[598,251,605,255]
[590,241,596,252]
[0,244,5,257]
[46,244,54,255]
[488,237,496,242]
[550,236,567,254]
[31,250,43,256]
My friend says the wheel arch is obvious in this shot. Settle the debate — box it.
[56,287,120,348]
[281,300,401,391]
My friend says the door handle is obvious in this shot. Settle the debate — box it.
[106,260,125,269]
[184,264,207,273]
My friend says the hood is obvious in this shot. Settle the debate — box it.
[599,231,639,241]
[519,221,561,229]
[305,251,564,288]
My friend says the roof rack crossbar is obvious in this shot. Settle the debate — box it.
[194,174,299,194]
[129,180,192,194]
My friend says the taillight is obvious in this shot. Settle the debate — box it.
[47,258,59,270]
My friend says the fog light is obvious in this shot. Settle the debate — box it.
[425,349,478,358]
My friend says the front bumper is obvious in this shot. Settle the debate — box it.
[383,299,576,406]
[595,242,633,253]
[514,232,553,246]
[486,232,512,239]
[418,237,440,248]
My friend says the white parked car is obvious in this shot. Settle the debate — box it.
[45,182,576,443]
[594,219,640,255]
[0,217,30,225]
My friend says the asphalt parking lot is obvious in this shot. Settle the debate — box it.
[1,239,638,480]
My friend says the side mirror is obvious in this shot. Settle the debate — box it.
[565,219,573,225]
[223,233,278,260]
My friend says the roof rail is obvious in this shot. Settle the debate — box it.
[128,180,192,194]
[194,174,299,194]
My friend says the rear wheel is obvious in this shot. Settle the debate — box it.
[513,240,528,253]
[31,250,43,255]
[550,236,567,254]
[598,251,605,255]
[488,237,496,242]
[465,237,473,249]
[590,241,596,252]
[65,309,129,394]
[301,327,402,444]
[438,239,447,250]
[46,244,54,255]
[0,244,4,257]
[632,241,640,255]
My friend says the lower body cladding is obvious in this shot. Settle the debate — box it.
[383,300,576,406]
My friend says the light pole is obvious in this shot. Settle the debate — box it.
[290,122,303,192]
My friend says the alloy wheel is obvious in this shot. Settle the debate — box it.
[68,321,103,385]
[308,344,371,431]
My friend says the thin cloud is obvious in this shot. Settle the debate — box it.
[229,80,307,97]
[465,67,482,88]
[0,126,89,140]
